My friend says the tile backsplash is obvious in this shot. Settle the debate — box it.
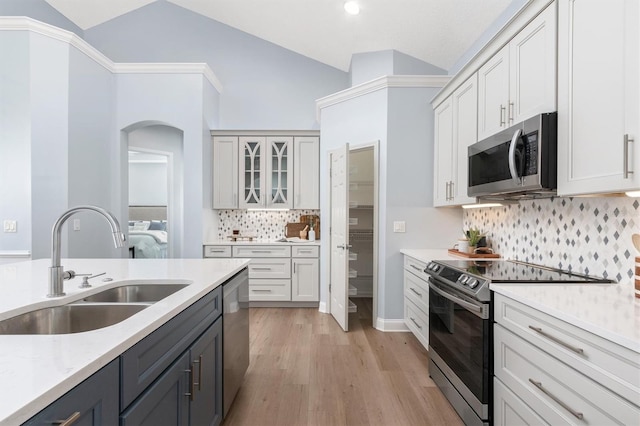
[463,197,640,282]
[216,210,320,240]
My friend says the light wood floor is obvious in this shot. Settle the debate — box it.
[223,298,463,426]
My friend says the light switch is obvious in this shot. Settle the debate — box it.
[393,221,406,233]
[3,220,17,233]
[73,219,81,231]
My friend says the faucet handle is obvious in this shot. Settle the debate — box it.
[77,272,106,288]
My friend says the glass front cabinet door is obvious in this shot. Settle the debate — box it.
[239,136,293,209]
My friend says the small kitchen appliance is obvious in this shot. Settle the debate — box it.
[425,259,613,426]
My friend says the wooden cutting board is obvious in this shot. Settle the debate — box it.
[300,215,320,239]
[285,222,308,238]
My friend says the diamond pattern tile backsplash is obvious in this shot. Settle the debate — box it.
[216,210,320,240]
[463,197,640,282]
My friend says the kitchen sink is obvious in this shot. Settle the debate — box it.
[0,304,148,335]
[80,283,189,303]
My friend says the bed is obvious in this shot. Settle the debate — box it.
[128,206,168,258]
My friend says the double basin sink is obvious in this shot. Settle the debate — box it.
[0,283,189,335]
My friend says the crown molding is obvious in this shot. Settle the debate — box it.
[315,75,451,120]
[0,17,223,92]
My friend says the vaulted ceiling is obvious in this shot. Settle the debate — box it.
[44,0,513,71]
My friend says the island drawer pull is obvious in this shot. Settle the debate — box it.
[252,267,272,271]
[251,250,273,253]
[252,289,272,292]
[529,378,584,420]
[409,287,422,297]
[185,368,195,401]
[410,264,422,271]
[53,411,81,426]
[528,325,584,354]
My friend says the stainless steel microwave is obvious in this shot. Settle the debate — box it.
[468,112,557,199]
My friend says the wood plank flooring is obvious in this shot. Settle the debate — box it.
[223,298,463,426]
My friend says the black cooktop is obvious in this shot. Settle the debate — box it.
[435,259,612,283]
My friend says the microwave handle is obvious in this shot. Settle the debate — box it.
[508,128,523,184]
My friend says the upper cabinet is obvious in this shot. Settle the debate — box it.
[434,74,478,207]
[212,132,320,209]
[293,136,320,209]
[557,0,639,195]
[478,3,557,141]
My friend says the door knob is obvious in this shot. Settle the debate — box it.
[337,244,353,250]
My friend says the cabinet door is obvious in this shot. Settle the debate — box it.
[478,45,510,140]
[266,136,293,208]
[293,136,320,209]
[190,319,223,426]
[433,97,454,206]
[121,352,190,426]
[452,74,478,205]
[292,258,319,301]
[239,136,266,208]
[212,136,238,209]
[558,0,639,195]
[509,3,557,124]
[494,378,546,426]
[24,359,119,426]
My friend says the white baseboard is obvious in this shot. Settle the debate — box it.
[375,318,410,332]
[318,301,328,313]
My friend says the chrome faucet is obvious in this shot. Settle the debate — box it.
[48,205,126,297]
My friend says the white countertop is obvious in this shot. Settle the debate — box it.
[0,258,250,425]
[401,249,639,354]
[204,239,321,245]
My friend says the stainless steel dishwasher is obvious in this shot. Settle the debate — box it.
[222,268,249,417]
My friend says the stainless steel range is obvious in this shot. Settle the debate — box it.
[424,259,613,426]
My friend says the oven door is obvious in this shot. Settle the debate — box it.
[428,279,491,421]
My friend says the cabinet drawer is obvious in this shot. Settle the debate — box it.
[204,245,232,258]
[494,377,546,426]
[292,245,319,258]
[249,279,291,301]
[404,269,429,312]
[233,245,291,257]
[494,293,640,403]
[494,324,640,425]
[404,298,428,349]
[248,258,290,279]
[404,256,429,281]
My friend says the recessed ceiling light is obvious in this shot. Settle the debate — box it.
[344,1,360,15]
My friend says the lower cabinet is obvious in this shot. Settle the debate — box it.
[24,359,119,426]
[121,318,223,426]
[403,255,430,349]
[493,293,640,425]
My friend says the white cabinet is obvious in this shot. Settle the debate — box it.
[212,136,238,209]
[557,0,639,195]
[204,243,319,303]
[239,136,293,209]
[434,74,478,206]
[403,255,429,349]
[478,3,557,140]
[293,136,320,209]
[493,293,640,425]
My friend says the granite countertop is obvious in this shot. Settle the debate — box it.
[204,239,321,246]
[0,258,250,425]
[400,248,639,354]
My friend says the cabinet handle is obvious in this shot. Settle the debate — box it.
[298,249,313,253]
[52,412,81,426]
[252,267,272,271]
[294,263,296,274]
[409,287,423,297]
[508,101,514,123]
[528,379,584,420]
[184,368,195,401]
[252,289,272,292]
[624,134,634,178]
[445,181,450,200]
[210,249,226,253]
[528,326,584,354]
[450,181,455,199]
[251,250,273,253]
[192,356,202,393]
[410,264,422,272]
[499,105,506,126]
[409,317,422,330]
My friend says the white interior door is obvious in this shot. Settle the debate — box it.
[329,144,349,331]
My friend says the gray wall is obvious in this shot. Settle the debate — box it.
[129,162,168,206]
[349,50,446,86]
[83,0,348,130]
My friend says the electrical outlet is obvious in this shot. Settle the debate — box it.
[73,219,81,231]
[3,220,17,233]
[393,221,406,233]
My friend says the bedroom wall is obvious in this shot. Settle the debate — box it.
[83,0,348,130]
[129,161,168,206]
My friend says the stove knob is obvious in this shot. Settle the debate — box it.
[432,264,440,272]
[459,276,467,284]
[468,279,479,289]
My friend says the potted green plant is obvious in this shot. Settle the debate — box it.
[465,227,483,253]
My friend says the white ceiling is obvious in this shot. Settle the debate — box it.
[44,0,513,71]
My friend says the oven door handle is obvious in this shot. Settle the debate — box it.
[429,281,489,319]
